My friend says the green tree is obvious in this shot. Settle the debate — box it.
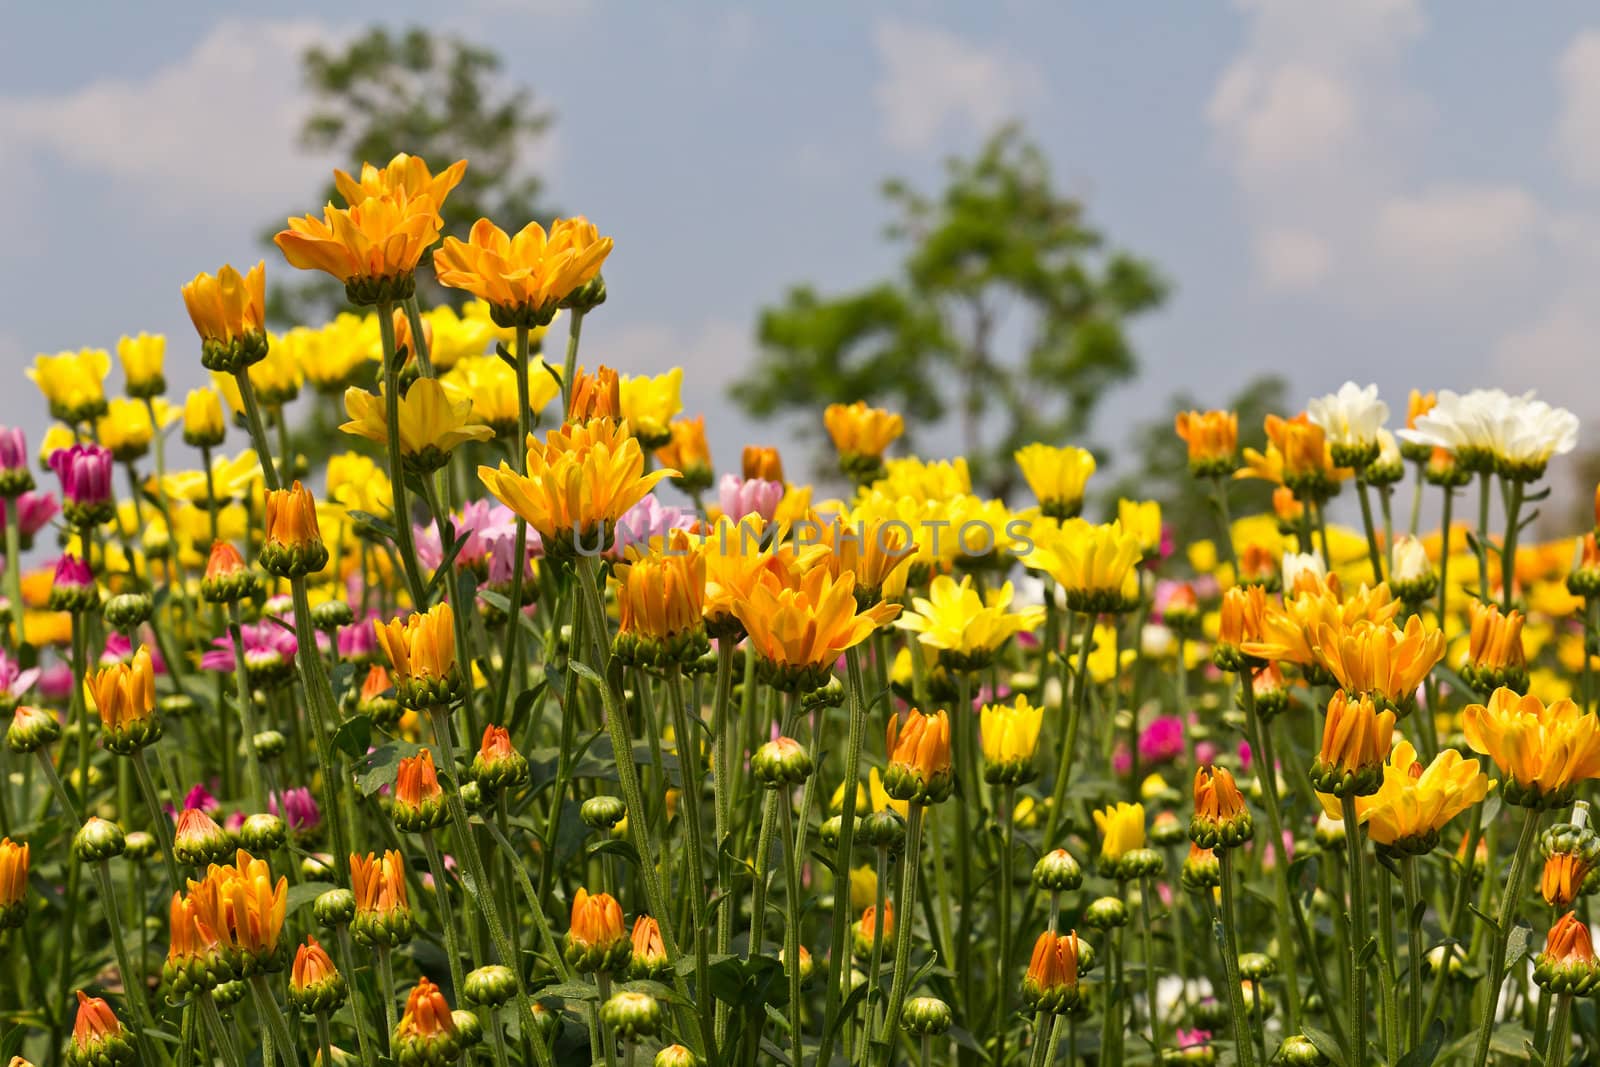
[732,125,1168,496]
[265,25,553,325]
[1103,374,1288,538]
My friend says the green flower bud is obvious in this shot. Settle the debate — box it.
[1238,952,1277,982]
[239,813,287,854]
[253,730,288,761]
[818,815,842,850]
[123,831,156,862]
[312,600,355,632]
[860,810,908,853]
[1032,849,1083,893]
[73,817,127,863]
[654,1045,701,1067]
[581,795,627,831]
[103,593,152,632]
[1181,845,1222,892]
[450,1011,482,1048]
[1274,1035,1330,1067]
[1116,847,1166,881]
[752,737,813,787]
[6,705,61,753]
[314,889,357,929]
[462,965,517,1008]
[1083,896,1128,930]
[900,995,953,1036]
[598,990,662,1042]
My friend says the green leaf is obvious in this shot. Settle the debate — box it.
[1395,1018,1445,1067]
[1505,923,1531,972]
[347,509,398,544]
[356,740,421,796]
[331,715,373,760]
[287,881,336,914]
[1303,1027,1347,1067]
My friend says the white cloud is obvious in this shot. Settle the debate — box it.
[1556,31,1600,186]
[872,19,1042,152]
[1255,228,1332,289]
[0,19,341,226]
[1373,184,1538,280]
[1208,62,1357,176]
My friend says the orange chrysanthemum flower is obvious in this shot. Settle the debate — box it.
[434,217,612,325]
[732,564,899,691]
[1174,410,1238,478]
[1310,616,1445,711]
[1464,688,1600,808]
[375,603,461,708]
[883,708,954,804]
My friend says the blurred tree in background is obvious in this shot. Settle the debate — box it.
[265,26,553,326]
[1103,375,1287,533]
[733,125,1168,496]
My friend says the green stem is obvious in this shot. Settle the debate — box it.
[1545,994,1573,1067]
[482,817,572,980]
[1342,793,1368,1067]
[376,944,399,1049]
[3,500,24,648]
[198,991,247,1067]
[994,785,1015,1067]
[1210,475,1238,574]
[227,602,269,813]
[375,303,428,607]
[90,859,159,1065]
[315,1014,336,1067]
[1403,856,1424,1054]
[816,645,870,1067]
[749,789,779,962]
[1240,679,1302,1032]
[249,972,302,1067]
[874,802,925,1067]
[490,322,533,725]
[1377,865,1400,1064]
[779,798,804,1067]
[1470,807,1542,1067]
[560,309,588,417]
[572,556,706,1054]
[425,708,557,1067]
[289,578,353,883]
[1140,875,1163,1062]
[1356,478,1385,584]
[712,638,738,1049]
[235,372,281,492]
[132,749,183,891]
[1476,471,1492,602]
[419,829,467,1000]
[664,665,715,1054]
[1501,477,1524,611]
[334,927,379,1067]
[1041,620,1093,850]
[1217,849,1256,1067]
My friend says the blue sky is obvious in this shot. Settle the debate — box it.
[4,0,1600,499]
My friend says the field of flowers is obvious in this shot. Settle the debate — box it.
[4,152,1599,1067]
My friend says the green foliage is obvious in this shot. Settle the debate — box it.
[732,124,1168,495]
[1103,374,1288,535]
[265,25,553,325]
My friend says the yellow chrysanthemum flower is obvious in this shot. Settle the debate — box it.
[1015,444,1095,519]
[618,369,684,450]
[896,574,1045,670]
[29,349,111,423]
[340,379,495,468]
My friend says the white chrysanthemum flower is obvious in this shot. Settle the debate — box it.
[1308,381,1390,464]
[1398,388,1577,478]
[1389,534,1432,584]
[1281,551,1325,592]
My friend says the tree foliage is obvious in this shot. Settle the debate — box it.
[266,25,553,324]
[732,125,1168,495]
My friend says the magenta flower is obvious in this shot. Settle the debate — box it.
[0,428,27,473]
[337,615,381,662]
[2,491,62,545]
[1138,716,1186,765]
[224,811,246,833]
[717,475,783,522]
[36,661,74,701]
[1175,1029,1212,1050]
[609,495,698,559]
[414,498,503,572]
[183,784,220,813]
[48,443,114,509]
[0,650,39,703]
[270,787,322,833]
[53,553,93,591]
[200,621,297,676]
[101,631,167,672]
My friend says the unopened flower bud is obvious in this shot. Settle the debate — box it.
[654,1045,700,1067]
[288,937,347,1016]
[753,736,813,787]
[212,980,246,1007]
[314,889,357,929]
[1032,849,1083,892]
[450,1011,482,1048]
[103,593,152,632]
[470,724,529,794]
[462,965,517,1008]
[1181,844,1222,892]
[244,732,285,766]
[1084,896,1128,930]
[599,990,662,1041]
[73,817,126,863]
[173,808,232,867]
[1117,847,1165,881]
[123,831,156,862]
[1239,952,1276,982]
[1150,811,1186,848]
[7,706,61,753]
[581,795,627,831]
[312,601,354,632]
[1276,1035,1330,1066]
[901,995,953,1036]
[240,813,287,854]
[819,815,842,850]
[860,809,908,852]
